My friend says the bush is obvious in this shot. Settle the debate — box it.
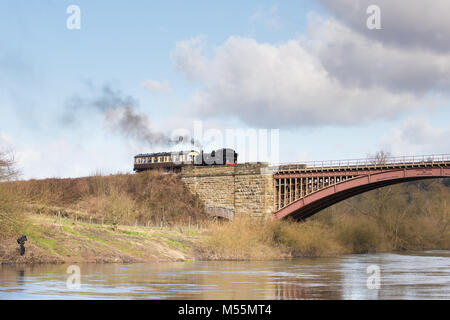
[336,216,383,253]
[266,219,344,256]
[199,217,344,260]
[199,217,280,260]
[0,184,24,239]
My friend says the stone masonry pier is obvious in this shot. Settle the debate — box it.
[181,163,274,220]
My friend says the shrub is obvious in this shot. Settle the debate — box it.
[336,216,383,253]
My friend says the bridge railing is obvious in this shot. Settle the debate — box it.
[271,154,450,171]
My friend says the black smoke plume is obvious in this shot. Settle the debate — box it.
[62,84,201,148]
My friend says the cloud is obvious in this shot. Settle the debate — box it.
[305,14,450,95]
[0,132,14,149]
[380,117,450,156]
[141,79,172,94]
[172,35,417,127]
[171,6,450,128]
[13,138,136,179]
[171,36,208,81]
[317,0,450,53]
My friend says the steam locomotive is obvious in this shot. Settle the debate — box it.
[133,148,238,173]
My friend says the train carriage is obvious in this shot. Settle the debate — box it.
[133,148,238,173]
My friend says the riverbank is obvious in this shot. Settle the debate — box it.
[1,173,449,265]
[0,171,208,265]
[2,209,449,265]
[0,213,345,265]
[0,213,344,264]
[0,214,199,265]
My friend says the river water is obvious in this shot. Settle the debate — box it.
[0,251,449,299]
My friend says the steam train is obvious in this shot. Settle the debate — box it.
[133,148,238,173]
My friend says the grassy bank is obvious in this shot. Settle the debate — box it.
[1,172,449,264]
[0,171,208,264]
[3,208,448,264]
[0,214,200,264]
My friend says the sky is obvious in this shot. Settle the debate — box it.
[1,0,450,179]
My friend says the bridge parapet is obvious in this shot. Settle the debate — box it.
[272,154,450,174]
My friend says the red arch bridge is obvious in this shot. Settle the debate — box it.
[272,154,450,220]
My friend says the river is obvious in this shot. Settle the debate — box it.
[0,251,449,299]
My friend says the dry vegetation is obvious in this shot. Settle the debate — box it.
[199,180,450,260]
[197,217,345,260]
[4,171,206,227]
[0,151,24,238]
[0,159,208,264]
[1,148,449,264]
[318,179,450,252]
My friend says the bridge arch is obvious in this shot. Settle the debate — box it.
[274,166,450,221]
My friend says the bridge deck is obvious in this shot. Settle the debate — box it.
[273,154,450,174]
[272,154,450,212]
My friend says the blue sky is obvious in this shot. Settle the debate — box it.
[1,0,450,179]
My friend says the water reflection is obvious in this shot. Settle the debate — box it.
[0,251,449,299]
[17,269,25,286]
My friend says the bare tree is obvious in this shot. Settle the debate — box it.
[368,150,392,165]
[0,150,19,181]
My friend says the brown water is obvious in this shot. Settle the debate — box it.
[0,251,449,299]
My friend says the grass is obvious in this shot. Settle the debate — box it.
[119,230,149,238]
[0,214,199,264]
[165,239,186,250]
